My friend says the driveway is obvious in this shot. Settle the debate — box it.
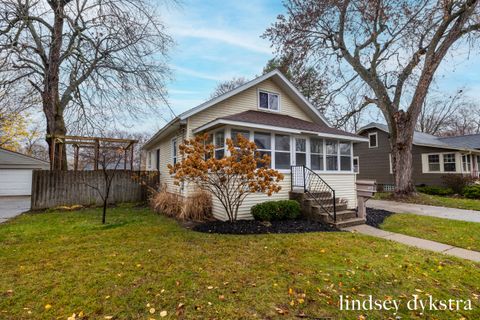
[368,199,480,223]
[0,196,30,223]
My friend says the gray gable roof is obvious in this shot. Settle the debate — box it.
[358,122,480,152]
[0,148,50,169]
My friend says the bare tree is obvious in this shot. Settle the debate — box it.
[210,77,247,99]
[265,0,480,196]
[417,90,464,135]
[0,0,173,170]
[444,103,480,135]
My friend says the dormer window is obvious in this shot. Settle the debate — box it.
[258,90,279,111]
[368,132,378,148]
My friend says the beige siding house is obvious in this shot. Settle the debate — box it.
[144,70,368,221]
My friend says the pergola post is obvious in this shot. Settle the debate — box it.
[74,145,79,171]
[94,139,100,170]
[130,144,134,170]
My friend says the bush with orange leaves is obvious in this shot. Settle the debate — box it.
[168,133,284,222]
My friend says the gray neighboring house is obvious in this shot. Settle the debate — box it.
[354,123,480,190]
[0,148,49,196]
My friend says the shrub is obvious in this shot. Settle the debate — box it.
[441,174,474,194]
[463,185,480,199]
[416,186,454,196]
[150,186,213,221]
[251,200,301,221]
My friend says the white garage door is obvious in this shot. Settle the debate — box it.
[0,169,33,196]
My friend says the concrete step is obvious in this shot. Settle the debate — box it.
[311,203,348,215]
[310,210,357,223]
[334,218,366,228]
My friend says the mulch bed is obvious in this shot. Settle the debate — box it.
[365,208,395,228]
[192,219,340,235]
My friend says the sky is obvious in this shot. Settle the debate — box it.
[142,0,480,134]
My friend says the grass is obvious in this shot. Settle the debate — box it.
[0,206,479,319]
[381,213,480,252]
[374,192,480,211]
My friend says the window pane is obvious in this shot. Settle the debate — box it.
[369,134,377,147]
[296,153,306,166]
[443,154,456,172]
[311,154,323,170]
[259,92,268,109]
[326,140,337,155]
[353,157,359,173]
[326,155,338,170]
[444,163,456,172]
[275,135,290,151]
[269,94,279,110]
[231,129,250,145]
[275,152,290,169]
[256,151,271,168]
[339,142,351,155]
[296,138,306,152]
[254,132,271,149]
[311,138,323,154]
[215,131,224,147]
[428,154,440,172]
[341,156,351,171]
[215,149,224,159]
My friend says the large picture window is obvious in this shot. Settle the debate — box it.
[310,138,323,170]
[339,142,352,171]
[275,134,290,169]
[254,132,271,167]
[326,140,338,171]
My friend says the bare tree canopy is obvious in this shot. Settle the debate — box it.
[0,0,173,169]
[210,77,247,99]
[264,0,480,196]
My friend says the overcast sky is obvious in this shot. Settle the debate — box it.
[142,0,480,134]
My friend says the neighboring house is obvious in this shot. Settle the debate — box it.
[143,70,368,221]
[0,148,50,196]
[354,123,480,190]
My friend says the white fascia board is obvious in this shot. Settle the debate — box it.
[178,70,330,127]
[143,118,182,150]
[356,124,390,135]
[193,119,368,142]
[414,143,479,153]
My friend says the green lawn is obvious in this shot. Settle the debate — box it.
[381,213,480,252]
[375,192,480,211]
[1,206,480,319]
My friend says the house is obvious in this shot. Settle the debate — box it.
[354,122,480,190]
[143,70,368,223]
[0,147,50,196]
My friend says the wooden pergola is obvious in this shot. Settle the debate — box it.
[48,135,138,171]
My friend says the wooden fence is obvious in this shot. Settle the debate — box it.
[31,170,159,210]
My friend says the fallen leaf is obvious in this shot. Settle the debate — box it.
[160,310,167,317]
[44,304,52,311]
[207,286,214,290]
[218,295,225,301]
[149,308,156,314]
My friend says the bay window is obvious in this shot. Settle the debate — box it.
[254,132,271,167]
[310,138,323,170]
[231,129,250,146]
[295,138,307,166]
[443,154,456,172]
[275,134,290,169]
[326,140,338,171]
[339,142,352,171]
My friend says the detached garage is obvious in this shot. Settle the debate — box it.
[0,148,49,196]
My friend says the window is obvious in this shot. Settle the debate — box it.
[258,91,279,111]
[428,154,440,172]
[275,134,290,169]
[353,156,359,173]
[462,154,471,172]
[172,139,177,165]
[368,132,378,148]
[340,142,352,171]
[214,131,225,159]
[443,153,456,172]
[156,149,160,171]
[231,129,250,146]
[254,132,271,167]
[326,140,338,171]
[310,138,323,171]
[147,151,151,168]
[295,138,307,166]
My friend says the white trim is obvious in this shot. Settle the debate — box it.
[192,119,368,142]
[257,89,281,112]
[389,153,393,174]
[421,151,462,174]
[368,132,378,148]
[178,69,331,125]
[353,156,359,174]
[171,138,177,165]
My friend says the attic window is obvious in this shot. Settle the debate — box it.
[258,91,279,111]
[368,132,378,148]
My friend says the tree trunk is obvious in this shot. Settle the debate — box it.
[390,112,416,197]
[102,199,107,224]
[44,0,67,170]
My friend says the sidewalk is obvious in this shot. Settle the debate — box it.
[343,224,480,263]
[368,199,480,222]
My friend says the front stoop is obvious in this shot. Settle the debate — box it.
[289,191,365,228]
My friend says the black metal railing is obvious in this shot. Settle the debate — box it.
[291,165,337,222]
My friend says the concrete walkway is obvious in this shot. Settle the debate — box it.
[344,224,480,263]
[368,199,480,222]
[0,196,30,224]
